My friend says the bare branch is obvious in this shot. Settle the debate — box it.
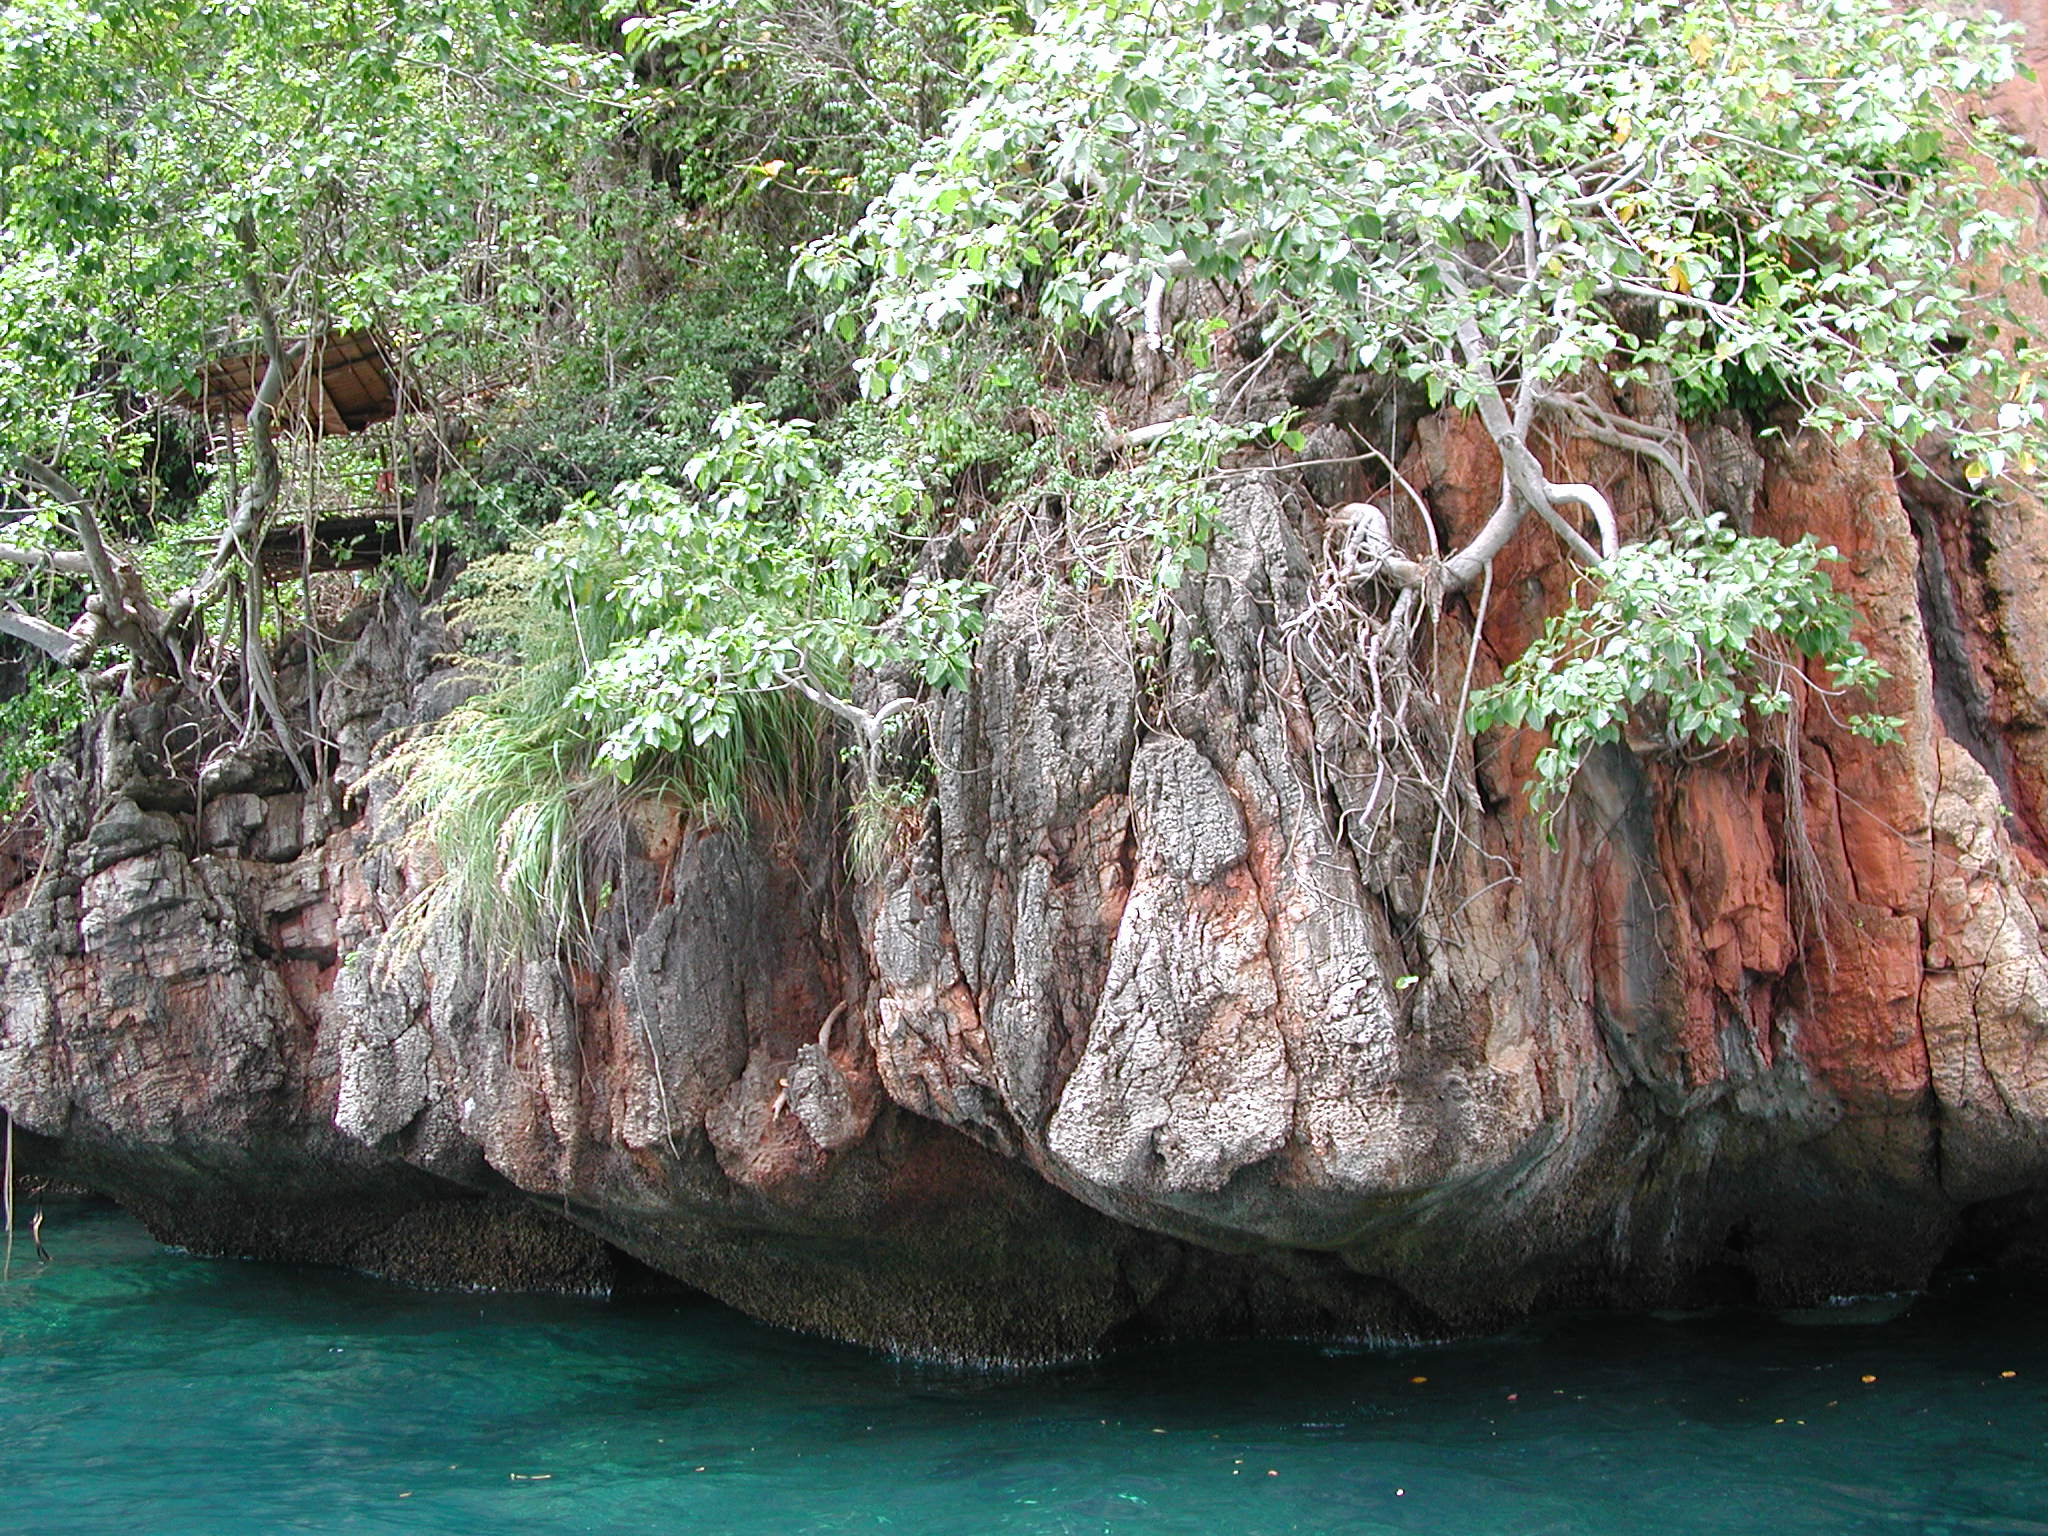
[0,606,81,663]
[1440,310,1606,584]
[165,231,300,635]
[16,458,170,676]
[777,669,917,779]
[1142,272,1168,355]
[1540,393,1706,523]
[15,458,87,507]
[243,580,312,789]
[18,458,128,617]
[1109,420,1182,452]
[0,543,91,577]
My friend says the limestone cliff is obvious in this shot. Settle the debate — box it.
[6,386,2048,1363]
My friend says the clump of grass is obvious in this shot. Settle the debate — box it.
[389,550,818,966]
[849,776,927,882]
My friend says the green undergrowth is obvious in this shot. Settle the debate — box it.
[1468,516,1902,837]
[438,240,833,541]
[0,667,87,817]
[394,545,821,961]
[402,351,1013,958]
[402,331,1276,957]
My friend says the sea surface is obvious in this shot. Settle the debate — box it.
[2,1201,2044,1534]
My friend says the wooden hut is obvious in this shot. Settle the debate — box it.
[175,330,426,573]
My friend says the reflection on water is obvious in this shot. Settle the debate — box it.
[3,1203,2045,1535]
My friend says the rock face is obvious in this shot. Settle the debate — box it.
[8,406,2048,1362]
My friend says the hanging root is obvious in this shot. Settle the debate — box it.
[1775,666,1835,978]
[1283,509,1480,911]
[1540,392,1707,523]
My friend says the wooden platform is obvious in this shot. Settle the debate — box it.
[253,511,412,574]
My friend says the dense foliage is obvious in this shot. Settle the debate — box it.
[545,404,983,780]
[617,0,966,212]
[5,0,2048,945]
[817,0,2046,480]
[813,0,2043,823]
[0,0,630,488]
[0,667,85,815]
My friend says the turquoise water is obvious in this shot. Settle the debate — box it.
[2,1203,2045,1535]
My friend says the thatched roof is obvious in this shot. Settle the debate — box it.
[176,330,411,436]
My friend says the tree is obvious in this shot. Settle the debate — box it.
[795,0,2046,812]
[0,0,630,691]
[811,0,2044,561]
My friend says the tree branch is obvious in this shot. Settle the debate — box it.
[1334,500,1428,590]
[1545,482,1618,560]
[777,668,917,779]
[0,605,82,663]
[1540,393,1706,522]
[243,577,311,789]
[1439,310,1607,585]
[18,458,128,618]
[165,231,300,635]
[1142,272,1168,355]
[0,543,91,577]
[16,458,171,675]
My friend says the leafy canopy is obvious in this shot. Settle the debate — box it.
[808,0,2048,485]
[792,0,2047,829]
[8,0,2039,893]
[0,0,630,490]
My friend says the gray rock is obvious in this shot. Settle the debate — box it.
[8,428,2048,1361]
